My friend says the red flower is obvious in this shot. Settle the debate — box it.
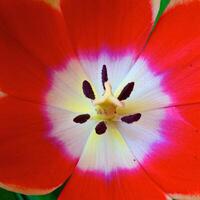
[0,0,199,199]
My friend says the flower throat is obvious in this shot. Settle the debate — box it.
[73,65,142,135]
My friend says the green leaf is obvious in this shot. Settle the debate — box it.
[0,188,18,200]
[51,182,66,198]
[16,194,25,200]
[25,193,57,200]
[155,0,170,24]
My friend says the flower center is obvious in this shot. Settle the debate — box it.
[73,65,141,135]
[93,81,123,120]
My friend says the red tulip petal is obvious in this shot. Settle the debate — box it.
[43,0,60,9]
[138,2,200,194]
[0,96,76,194]
[0,26,51,102]
[60,0,160,60]
[59,169,167,200]
[0,0,73,66]
[58,125,167,200]
[142,0,200,105]
[132,104,200,195]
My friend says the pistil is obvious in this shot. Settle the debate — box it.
[93,81,124,108]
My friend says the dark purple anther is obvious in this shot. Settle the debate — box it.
[118,82,135,101]
[95,121,107,135]
[102,64,108,90]
[73,114,91,124]
[82,80,95,100]
[121,113,141,124]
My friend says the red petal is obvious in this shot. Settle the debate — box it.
[59,169,167,200]
[0,0,73,66]
[0,25,50,102]
[58,125,167,199]
[61,0,160,59]
[142,1,200,105]
[0,96,75,194]
[140,104,200,195]
[140,2,200,193]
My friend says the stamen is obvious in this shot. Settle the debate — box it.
[95,121,107,135]
[121,113,141,124]
[73,114,90,124]
[118,82,134,101]
[102,64,108,89]
[82,80,95,100]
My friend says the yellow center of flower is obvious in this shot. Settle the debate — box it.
[73,64,141,135]
[93,81,124,120]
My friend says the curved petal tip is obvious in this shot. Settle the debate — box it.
[40,0,60,9]
[0,181,59,195]
[169,194,200,200]
[166,0,197,11]
[0,91,6,98]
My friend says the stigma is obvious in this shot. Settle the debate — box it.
[93,81,123,120]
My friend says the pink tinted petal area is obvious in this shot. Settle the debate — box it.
[0,0,73,66]
[143,105,200,195]
[60,0,160,60]
[59,169,167,200]
[0,96,74,194]
[140,0,200,195]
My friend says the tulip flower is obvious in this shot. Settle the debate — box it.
[0,0,199,199]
